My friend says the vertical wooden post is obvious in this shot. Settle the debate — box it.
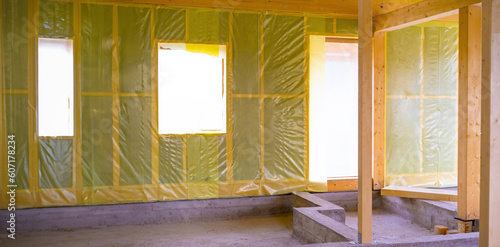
[373,32,385,191]
[480,0,500,245]
[458,5,481,233]
[358,0,373,244]
[28,0,40,205]
[73,0,82,204]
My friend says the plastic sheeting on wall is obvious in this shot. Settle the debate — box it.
[1,0,359,209]
[385,22,458,188]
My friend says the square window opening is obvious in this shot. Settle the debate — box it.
[158,43,227,135]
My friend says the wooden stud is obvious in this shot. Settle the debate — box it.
[358,0,373,244]
[480,0,500,246]
[150,8,159,190]
[373,0,481,33]
[373,32,385,191]
[226,13,234,182]
[381,186,458,202]
[28,0,40,205]
[0,0,5,208]
[259,13,265,194]
[112,5,120,187]
[457,5,481,233]
[73,0,82,204]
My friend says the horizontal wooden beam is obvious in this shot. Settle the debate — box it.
[327,177,358,191]
[381,186,458,202]
[374,0,481,33]
[77,0,415,16]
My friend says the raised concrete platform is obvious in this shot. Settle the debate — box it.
[292,192,357,243]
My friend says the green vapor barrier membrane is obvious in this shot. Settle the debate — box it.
[423,27,458,96]
[4,94,30,190]
[307,16,334,34]
[423,99,457,174]
[81,3,113,93]
[38,139,73,189]
[386,27,422,96]
[39,0,74,38]
[232,13,260,95]
[2,0,29,90]
[186,135,226,199]
[159,137,184,184]
[119,96,152,186]
[264,15,305,95]
[264,98,305,179]
[386,98,421,175]
[155,8,186,41]
[187,9,228,43]
[336,19,357,34]
[81,96,113,187]
[1,1,358,209]
[385,23,458,187]
[118,6,151,93]
[232,98,260,181]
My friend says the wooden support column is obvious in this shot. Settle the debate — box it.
[480,0,500,246]
[373,32,385,191]
[358,0,373,244]
[457,5,481,233]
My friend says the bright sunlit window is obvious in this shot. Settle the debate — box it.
[158,43,226,134]
[38,38,74,137]
[309,36,358,182]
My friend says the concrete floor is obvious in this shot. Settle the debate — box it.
[345,209,433,241]
[1,215,302,247]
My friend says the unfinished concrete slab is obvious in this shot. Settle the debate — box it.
[345,209,433,241]
[0,215,302,247]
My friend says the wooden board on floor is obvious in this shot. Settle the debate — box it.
[381,186,458,202]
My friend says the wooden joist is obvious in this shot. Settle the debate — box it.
[373,0,481,33]
[381,186,458,202]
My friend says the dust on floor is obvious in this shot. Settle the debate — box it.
[345,209,433,241]
[1,215,303,247]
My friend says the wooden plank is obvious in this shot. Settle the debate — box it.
[373,32,385,191]
[457,5,481,233]
[381,186,458,201]
[358,0,373,244]
[480,0,500,246]
[373,0,481,33]
[327,177,358,192]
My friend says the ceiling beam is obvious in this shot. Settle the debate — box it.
[373,0,481,33]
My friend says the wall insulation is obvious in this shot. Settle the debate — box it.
[0,0,358,209]
[385,22,459,188]
[0,0,458,209]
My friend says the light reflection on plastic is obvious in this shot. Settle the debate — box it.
[158,43,227,134]
[38,38,74,137]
